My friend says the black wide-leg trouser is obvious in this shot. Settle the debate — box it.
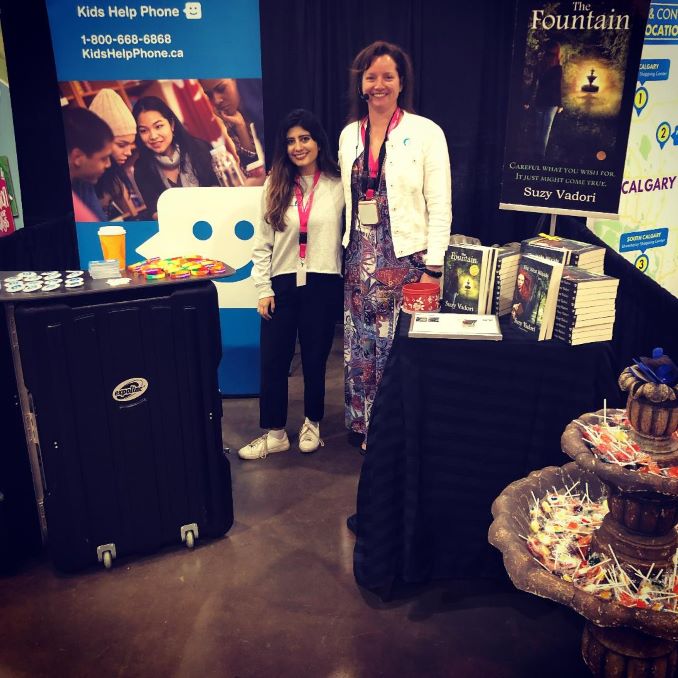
[259,272,342,430]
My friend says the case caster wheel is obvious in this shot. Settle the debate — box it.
[97,543,116,569]
[184,530,195,549]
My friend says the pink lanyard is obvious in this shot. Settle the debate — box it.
[293,169,321,261]
[360,108,401,198]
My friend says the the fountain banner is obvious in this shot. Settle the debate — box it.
[587,1,678,298]
[45,0,266,394]
[499,0,651,218]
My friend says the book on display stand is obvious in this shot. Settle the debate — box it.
[509,254,564,340]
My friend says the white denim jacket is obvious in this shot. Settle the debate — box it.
[338,111,452,266]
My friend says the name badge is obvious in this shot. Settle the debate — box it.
[296,259,307,287]
[358,199,379,225]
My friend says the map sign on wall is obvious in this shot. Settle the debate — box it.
[588,1,678,298]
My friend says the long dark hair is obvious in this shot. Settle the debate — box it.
[264,109,339,233]
[131,96,215,186]
[540,40,561,72]
[347,40,415,123]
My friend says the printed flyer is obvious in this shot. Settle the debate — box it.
[500,0,650,217]
[45,0,265,394]
[588,1,678,298]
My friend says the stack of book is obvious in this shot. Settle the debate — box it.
[442,242,498,314]
[521,234,606,274]
[553,267,619,345]
[509,254,564,341]
[490,244,521,316]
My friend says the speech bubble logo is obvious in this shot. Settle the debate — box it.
[183,2,202,19]
[633,86,649,116]
[656,121,671,149]
[145,186,262,309]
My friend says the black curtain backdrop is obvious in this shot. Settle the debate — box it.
[258,0,528,245]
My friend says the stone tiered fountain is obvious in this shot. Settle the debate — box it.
[490,356,678,677]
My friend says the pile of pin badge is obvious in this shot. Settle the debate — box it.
[2,270,86,294]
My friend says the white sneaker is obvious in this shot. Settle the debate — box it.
[298,420,324,454]
[238,431,290,460]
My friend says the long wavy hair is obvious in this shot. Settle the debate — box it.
[347,40,415,123]
[264,109,339,233]
[131,96,215,186]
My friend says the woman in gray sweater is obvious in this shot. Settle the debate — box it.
[239,109,344,460]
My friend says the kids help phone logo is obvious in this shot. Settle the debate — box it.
[112,377,149,402]
[143,186,261,309]
[76,4,201,19]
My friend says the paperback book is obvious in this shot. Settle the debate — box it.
[509,254,564,340]
[521,234,606,272]
[442,244,496,314]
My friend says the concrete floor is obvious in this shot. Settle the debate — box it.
[0,332,590,677]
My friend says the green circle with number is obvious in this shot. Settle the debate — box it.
[634,253,649,272]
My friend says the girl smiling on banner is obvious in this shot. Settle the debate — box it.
[132,96,218,219]
[238,109,344,460]
[339,40,452,450]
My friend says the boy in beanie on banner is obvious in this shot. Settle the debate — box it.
[89,88,145,220]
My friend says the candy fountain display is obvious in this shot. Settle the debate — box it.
[489,350,678,677]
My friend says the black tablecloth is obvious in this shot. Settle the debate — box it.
[352,315,621,597]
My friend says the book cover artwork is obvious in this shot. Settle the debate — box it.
[443,248,482,313]
[511,265,548,335]
[500,0,650,216]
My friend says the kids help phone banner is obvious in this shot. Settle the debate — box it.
[499,0,650,218]
[588,1,678,298]
[45,0,266,394]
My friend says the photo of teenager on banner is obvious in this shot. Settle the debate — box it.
[59,77,266,222]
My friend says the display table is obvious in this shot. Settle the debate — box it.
[1,268,235,571]
[352,314,621,597]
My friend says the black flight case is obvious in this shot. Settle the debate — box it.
[4,276,233,572]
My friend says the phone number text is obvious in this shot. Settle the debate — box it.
[80,34,172,46]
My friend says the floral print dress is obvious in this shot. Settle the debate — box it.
[344,153,425,435]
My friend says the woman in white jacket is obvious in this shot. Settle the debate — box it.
[239,109,344,460]
[339,41,452,450]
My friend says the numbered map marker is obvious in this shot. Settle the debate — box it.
[634,253,649,272]
[656,121,671,149]
[634,87,649,115]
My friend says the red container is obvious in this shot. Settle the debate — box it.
[402,282,440,313]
